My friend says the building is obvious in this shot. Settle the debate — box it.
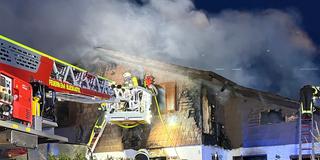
[56,49,318,160]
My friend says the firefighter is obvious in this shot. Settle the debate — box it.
[144,74,158,96]
[123,72,139,88]
[300,85,317,115]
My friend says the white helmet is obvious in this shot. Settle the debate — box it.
[123,72,132,78]
[134,149,149,160]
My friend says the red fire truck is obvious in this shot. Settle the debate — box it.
[0,35,153,158]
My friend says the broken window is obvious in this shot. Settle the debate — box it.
[156,82,177,113]
[285,113,299,122]
[233,155,267,160]
[260,109,285,125]
[156,86,167,114]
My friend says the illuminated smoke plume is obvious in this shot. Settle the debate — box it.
[0,0,318,98]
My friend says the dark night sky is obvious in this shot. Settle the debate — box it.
[195,0,320,97]
[134,0,320,44]
[1,0,319,98]
[195,0,320,48]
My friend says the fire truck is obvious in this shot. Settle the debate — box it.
[0,35,154,158]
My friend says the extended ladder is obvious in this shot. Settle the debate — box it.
[299,109,315,160]
[87,112,107,152]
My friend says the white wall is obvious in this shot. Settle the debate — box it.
[164,145,202,160]
[202,145,229,160]
[93,143,320,160]
[204,143,320,160]
[93,145,203,160]
[93,151,126,159]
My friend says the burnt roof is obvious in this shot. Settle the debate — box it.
[93,48,299,108]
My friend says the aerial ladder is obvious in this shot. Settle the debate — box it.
[87,110,107,152]
[0,35,154,158]
[298,85,320,160]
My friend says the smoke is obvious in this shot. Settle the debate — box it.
[0,0,318,98]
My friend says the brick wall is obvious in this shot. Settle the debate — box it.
[94,62,203,152]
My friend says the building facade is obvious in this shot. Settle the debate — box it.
[56,50,318,160]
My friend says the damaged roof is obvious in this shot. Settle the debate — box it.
[92,48,299,109]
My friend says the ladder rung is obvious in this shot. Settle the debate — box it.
[301,125,312,127]
[301,138,311,141]
[301,128,311,130]
[299,111,315,157]
[91,139,97,143]
[301,121,312,123]
[301,128,312,130]
[303,143,315,145]
[301,126,312,130]
[301,115,312,119]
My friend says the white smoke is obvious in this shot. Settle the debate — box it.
[0,0,318,98]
